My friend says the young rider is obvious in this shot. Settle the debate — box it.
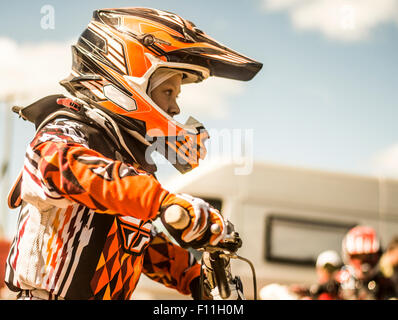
[337,226,396,300]
[309,250,343,300]
[5,7,262,300]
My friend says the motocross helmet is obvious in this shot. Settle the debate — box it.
[342,226,381,279]
[60,7,263,173]
[316,250,342,273]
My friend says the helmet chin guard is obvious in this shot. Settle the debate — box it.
[60,7,262,173]
[146,116,209,173]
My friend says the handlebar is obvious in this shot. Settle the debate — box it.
[162,205,245,300]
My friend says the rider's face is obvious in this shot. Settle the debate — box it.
[316,267,333,284]
[151,74,182,117]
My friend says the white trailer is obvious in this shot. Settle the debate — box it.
[134,160,398,299]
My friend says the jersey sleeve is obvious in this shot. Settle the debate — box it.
[142,231,201,295]
[21,119,168,220]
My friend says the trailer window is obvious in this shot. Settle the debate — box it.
[265,215,356,266]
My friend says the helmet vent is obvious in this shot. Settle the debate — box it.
[79,28,107,54]
[103,85,137,112]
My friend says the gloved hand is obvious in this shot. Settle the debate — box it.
[160,193,226,248]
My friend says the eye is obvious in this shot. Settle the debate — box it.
[165,89,172,96]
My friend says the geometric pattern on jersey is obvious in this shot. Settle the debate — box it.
[142,232,199,294]
[116,216,151,255]
[143,236,177,288]
[5,203,95,297]
[90,219,143,300]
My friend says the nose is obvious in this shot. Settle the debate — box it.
[168,100,180,117]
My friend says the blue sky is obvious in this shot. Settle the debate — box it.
[1,1,398,234]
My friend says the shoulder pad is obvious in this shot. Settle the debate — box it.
[12,94,66,129]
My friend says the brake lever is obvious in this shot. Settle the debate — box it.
[200,222,242,253]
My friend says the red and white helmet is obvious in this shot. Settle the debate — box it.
[60,7,262,173]
[342,226,381,279]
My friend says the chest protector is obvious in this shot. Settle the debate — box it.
[8,94,157,210]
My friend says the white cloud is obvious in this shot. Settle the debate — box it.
[0,37,74,105]
[0,37,242,119]
[264,0,308,11]
[262,0,398,42]
[371,144,398,177]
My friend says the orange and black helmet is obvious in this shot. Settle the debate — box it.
[61,7,262,173]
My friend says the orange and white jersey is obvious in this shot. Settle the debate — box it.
[5,117,200,299]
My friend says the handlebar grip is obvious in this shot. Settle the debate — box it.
[163,205,190,230]
[163,205,222,235]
